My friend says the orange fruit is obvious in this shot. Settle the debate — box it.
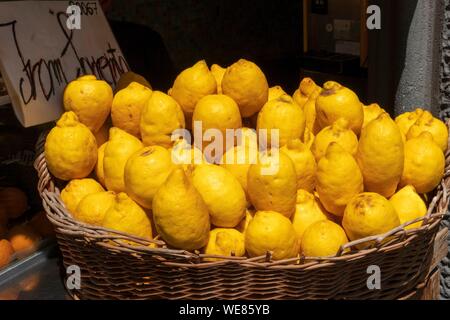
[0,239,14,269]
[7,225,41,254]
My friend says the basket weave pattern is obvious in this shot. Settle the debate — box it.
[34,133,450,300]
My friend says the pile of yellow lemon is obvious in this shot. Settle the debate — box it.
[44,59,448,260]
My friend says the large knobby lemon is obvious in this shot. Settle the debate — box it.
[140,91,185,148]
[293,78,320,109]
[102,192,153,240]
[169,60,217,114]
[103,127,143,193]
[395,108,424,137]
[124,146,174,209]
[363,103,385,128]
[63,75,113,132]
[311,118,358,162]
[281,139,316,192]
[191,164,246,228]
[95,143,107,187]
[291,190,329,241]
[406,110,449,152]
[301,220,348,257]
[45,112,98,181]
[169,138,206,171]
[400,132,445,193]
[247,150,297,218]
[203,228,245,261]
[343,193,400,242]
[74,191,115,226]
[315,81,363,135]
[390,185,427,230]
[115,71,152,93]
[61,178,105,214]
[236,209,255,234]
[356,113,404,198]
[257,95,306,147]
[316,143,363,216]
[268,85,288,101]
[303,127,315,149]
[210,64,226,94]
[220,129,258,205]
[111,82,152,138]
[192,94,242,156]
[222,59,268,117]
[245,211,299,260]
[152,168,210,250]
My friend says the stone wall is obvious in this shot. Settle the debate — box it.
[440,0,450,120]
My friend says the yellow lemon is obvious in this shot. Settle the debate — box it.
[257,95,306,147]
[363,103,385,128]
[191,164,246,228]
[303,98,319,135]
[301,220,348,257]
[395,108,424,137]
[170,60,217,114]
[210,64,226,94]
[63,75,113,132]
[102,192,153,240]
[45,112,97,181]
[222,59,269,117]
[356,113,404,197]
[140,91,185,148]
[247,150,297,218]
[236,209,255,234]
[389,185,427,230]
[94,119,110,146]
[115,71,152,93]
[303,127,315,149]
[292,89,308,109]
[236,127,258,150]
[400,132,445,193]
[343,192,400,242]
[60,178,105,214]
[103,128,143,192]
[281,139,316,192]
[220,139,258,205]
[95,143,107,187]
[315,81,364,135]
[245,211,299,260]
[268,85,288,101]
[291,190,328,241]
[124,146,174,209]
[406,110,449,152]
[311,118,358,162]
[169,138,206,170]
[74,191,115,226]
[203,228,245,260]
[111,82,153,138]
[152,168,210,250]
[192,94,242,156]
[299,77,322,98]
[316,143,363,216]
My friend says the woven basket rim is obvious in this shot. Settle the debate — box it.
[34,125,450,268]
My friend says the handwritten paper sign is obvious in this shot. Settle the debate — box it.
[0,1,128,127]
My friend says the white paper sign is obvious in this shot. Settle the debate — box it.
[0,1,129,127]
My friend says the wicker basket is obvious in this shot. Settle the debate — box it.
[34,130,450,300]
[440,211,450,299]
